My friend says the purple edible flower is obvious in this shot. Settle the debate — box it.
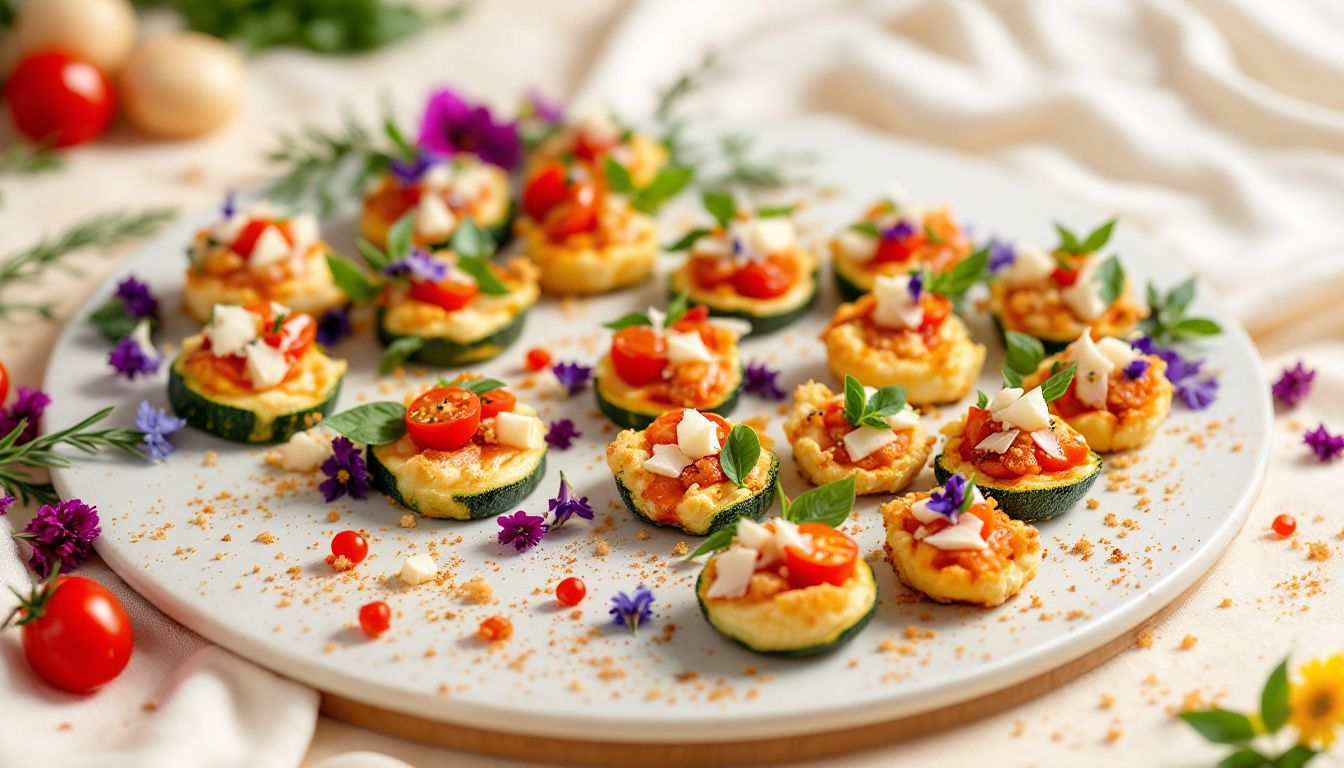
[548,473,594,528]
[14,499,101,577]
[522,87,564,124]
[496,510,548,552]
[1176,376,1218,410]
[0,495,12,516]
[316,305,353,347]
[319,437,370,502]
[1130,336,1184,372]
[743,361,786,401]
[0,386,51,445]
[545,419,581,449]
[108,324,162,380]
[1123,358,1149,380]
[907,271,924,302]
[880,220,916,242]
[389,150,436,186]
[113,276,158,319]
[220,189,236,219]
[136,400,186,462]
[609,585,655,635]
[1303,424,1344,462]
[987,239,1016,271]
[926,474,969,522]
[418,87,522,171]
[551,361,592,397]
[1271,361,1315,408]
[383,247,448,284]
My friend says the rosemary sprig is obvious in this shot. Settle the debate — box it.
[265,107,404,216]
[0,408,145,506]
[0,208,176,320]
[696,134,813,191]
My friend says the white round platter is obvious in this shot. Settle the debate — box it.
[45,116,1270,744]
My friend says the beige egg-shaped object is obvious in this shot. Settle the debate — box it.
[10,0,137,73]
[120,33,245,139]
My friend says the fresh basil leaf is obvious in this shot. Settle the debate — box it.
[323,401,408,445]
[1079,218,1116,254]
[459,378,507,395]
[88,300,140,343]
[783,476,856,529]
[756,204,795,218]
[1177,709,1257,744]
[456,255,510,295]
[387,213,414,260]
[326,253,381,305]
[927,246,988,298]
[923,222,944,245]
[867,385,907,417]
[665,290,689,327]
[1170,316,1222,338]
[450,217,491,261]
[703,190,737,228]
[1096,254,1126,306]
[603,312,652,331]
[843,375,867,427]
[665,228,710,252]
[1003,330,1045,376]
[1270,745,1317,768]
[357,238,391,271]
[1002,366,1024,389]
[850,221,881,238]
[1213,748,1268,768]
[379,336,426,375]
[1039,362,1077,403]
[976,390,988,409]
[633,166,693,213]
[1166,277,1197,316]
[774,478,792,518]
[1053,222,1080,254]
[686,524,738,560]
[1260,658,1291,732]
[603,156,636,196]
[858,413,890,430]
[719,425,761,488]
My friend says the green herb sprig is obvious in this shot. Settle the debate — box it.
[922,246,989,300]
[265,107,406,216]
[0,141,63,179]
[1143,277,1223,344]
[1054,218,1115,256]
[1000,330,1046,388]
[603,291,689,332]
[602,158,694,214]
[719,425,761,488]
[842,375,907,430]
[0,409,145,506]
[687,475,857,560]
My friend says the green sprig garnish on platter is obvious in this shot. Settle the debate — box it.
[603,291,690,331]
[842,375,908,430]
[1054,218,1115,256]
[1143,277,1223,344]
[0,408,145,506]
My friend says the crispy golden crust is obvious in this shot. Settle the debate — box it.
[988,279,1146,342]
[380,256,539,340]
[1022,355,1174,452]
[517,213,658,295]
[823,311,985,406]
[183,245,346,324]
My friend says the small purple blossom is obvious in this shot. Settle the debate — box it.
[1271,361,1316,408]
[389,150,436,186]
[14,499,101,577]
[907,271,924,303]
[0,386,51,445]
[545,419,581,449]
[1176,376,1219,410]
[880,220,916,242]
[1131,336,1217,409]
[926,474,969,522]
[0,495,12,516]
[496,510,548,552]
[1303,424,1344,462]
[113,276,158,318]
[609,585,655,635]
[1123,358,1149,380]
[384,247,449,284]
[548,473,594,528]
[552,361,592,397]
[988,239,1016,271]
[221,189,236,218]
[743,361,786,401]
[1130,336,1184,371]
[418,87,522,170]
[316,305,353,347]
[136,400,186,462]
[319,437,370,502]
[522,87,564,124]
[108,324,162,380]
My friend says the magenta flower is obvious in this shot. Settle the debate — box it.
[13,499,101,577]
[1271,361,1315,408]
[1304,424,1344,462]
[496,510,547,552]
[743,361,786,400]
[418,88,521,171]
[545,419,581,449]
[0,386,51,445]
[319,437,370,502]
[0,494,13,516]
[551,362,592,397]
[548,473,593,528]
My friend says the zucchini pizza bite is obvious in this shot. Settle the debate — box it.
[666,193,817,336]
[934,366,1101,521]
[360,153,512,251]
[692,477,876,655]
[327,377,546,520]
[184,197,345,323]
[822,261,987,406]
[782,377,933,495]
[169,303,346,443]
[527,105,669,189]
[594,297,745,429]
[988,219,1146,351]
[829,189,974,300]
[1020,329,1173,452]
[605,409,779,536]
[881,474,1041,607]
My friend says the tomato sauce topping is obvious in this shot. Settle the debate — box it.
[1051,359,1163,418]
[956,406,1089,480]
[609,305,736,408]
[818,402,910,469]
[640,410,733,523]
[899,501,1018,577]
[690,251,800,299]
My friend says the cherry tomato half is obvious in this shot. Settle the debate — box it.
[555,577,586,606]
[358,601,391,638]
[261,311,317,359]
[522,164,569,221]
[408,279,479,313]
[230,219,294,259]
[610,326,668,386]
[872,232,924,265]
[544,178,600,240]
[524,348,553,372]
[574,132,614,163]
[689,255,737,290]
[330,531,369,566]
[20,576,133,694]
[784,523,858,589]
[732,255,798,299]
[405,386,481,451]
[5,51,116,148]
[1034,432,1091,473]
[1050,266,1079,288]
[478,388,516,419]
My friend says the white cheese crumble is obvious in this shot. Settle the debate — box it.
[276,427,334,472]
[644,442,692,478]
[705,546,758,599]
[1066,330,1114,409]
[920,512,988,550]
[871,273,924,329]
[495,411,544,449]
[1003,244,1054,286]
[399,554,437,586]
[990,386,1051,432]
[974,429,1020,454]
[665,330,713,365]
[205,305,258,357]
[843,425,898,462]
[676,409,721,459]
[1061,257,1106,320]
[247,225,292,275]
[414,193,457,241]
[244,342,289,390]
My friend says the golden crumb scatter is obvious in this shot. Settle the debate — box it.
[202,451,218,467]
[1306,541,1331,561]
[1108,548,1128,564]
[221,533,232,542]
[329,555,354,572]
[1088,499,1101,510]
[1099,693,1115,710]
[1105,727,1123,744]
[1011,720,1025,737]
[1135,630,1153,649]
[1071,536,1094,560]
[636,530,651,541]
[326,510,340,523]
[255,531,276,544]
[1218,598,1232,608]
[594,539,611,557]
[460,577,495,605]
[141,701,158,713]
[399,514,417,529]
[671,541,688,557]
[1179,634,1198,650]
[57,722,73,732]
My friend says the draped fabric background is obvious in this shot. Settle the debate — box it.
[0,1,1340,766]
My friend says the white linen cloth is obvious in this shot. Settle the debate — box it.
[1,1,1342,766]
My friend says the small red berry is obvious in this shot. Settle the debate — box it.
[1272,514,1296,538]
[555,577,586,606]
[525,348,553,372]
[358,601,391,637]
[478,615,513,642]
[330,530,369,566]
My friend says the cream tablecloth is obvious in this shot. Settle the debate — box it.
[1,1,1341,766]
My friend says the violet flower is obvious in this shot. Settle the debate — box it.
[552,362,592,397]
[221,189,237,218]
[0,386,51,445]
[548,473,594,528]
[545,419,581,449]
[316,305,353,347]
[383,247,448,284]
[880,220,916,242]
[610,585,655,635]
[1176,376,1218,410]
[522,87,564,124]
[14,499,101,577]
[108,321,161,380]
[743,361,786,401]
[1131,336,1218,409]
[136,400,187,462]
[389,150,436,186]
[319,437,370,502]
[496,510,547,552]
[418,87,522,171]
[988,239,1016,271]
[113,276,159,319]
[1271,361,1316,408]
[1123,358,1149,380]
[1304,424,1344,462]
[907,271,924,302]
[926,474,970,522]
[0,495,12,516]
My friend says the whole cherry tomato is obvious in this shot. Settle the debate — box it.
[522,164,569,221]
[544,178,600,240]
[14,576,133,694]
[609,326,667,386]
[555,577,586,606]
[330,531,369,566]
[784,523,858,589]
[405,386,481,451]
[358,601,391,638]
[5,51,116,147]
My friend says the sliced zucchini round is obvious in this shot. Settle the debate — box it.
[933,426,1102,522]
[831,257,872,302]
[367,436,547,520]
[695,559,877,656]
[667,261,819,337]
[376,305,529,367]
[167,345,345,444]
[593,355,743,430]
